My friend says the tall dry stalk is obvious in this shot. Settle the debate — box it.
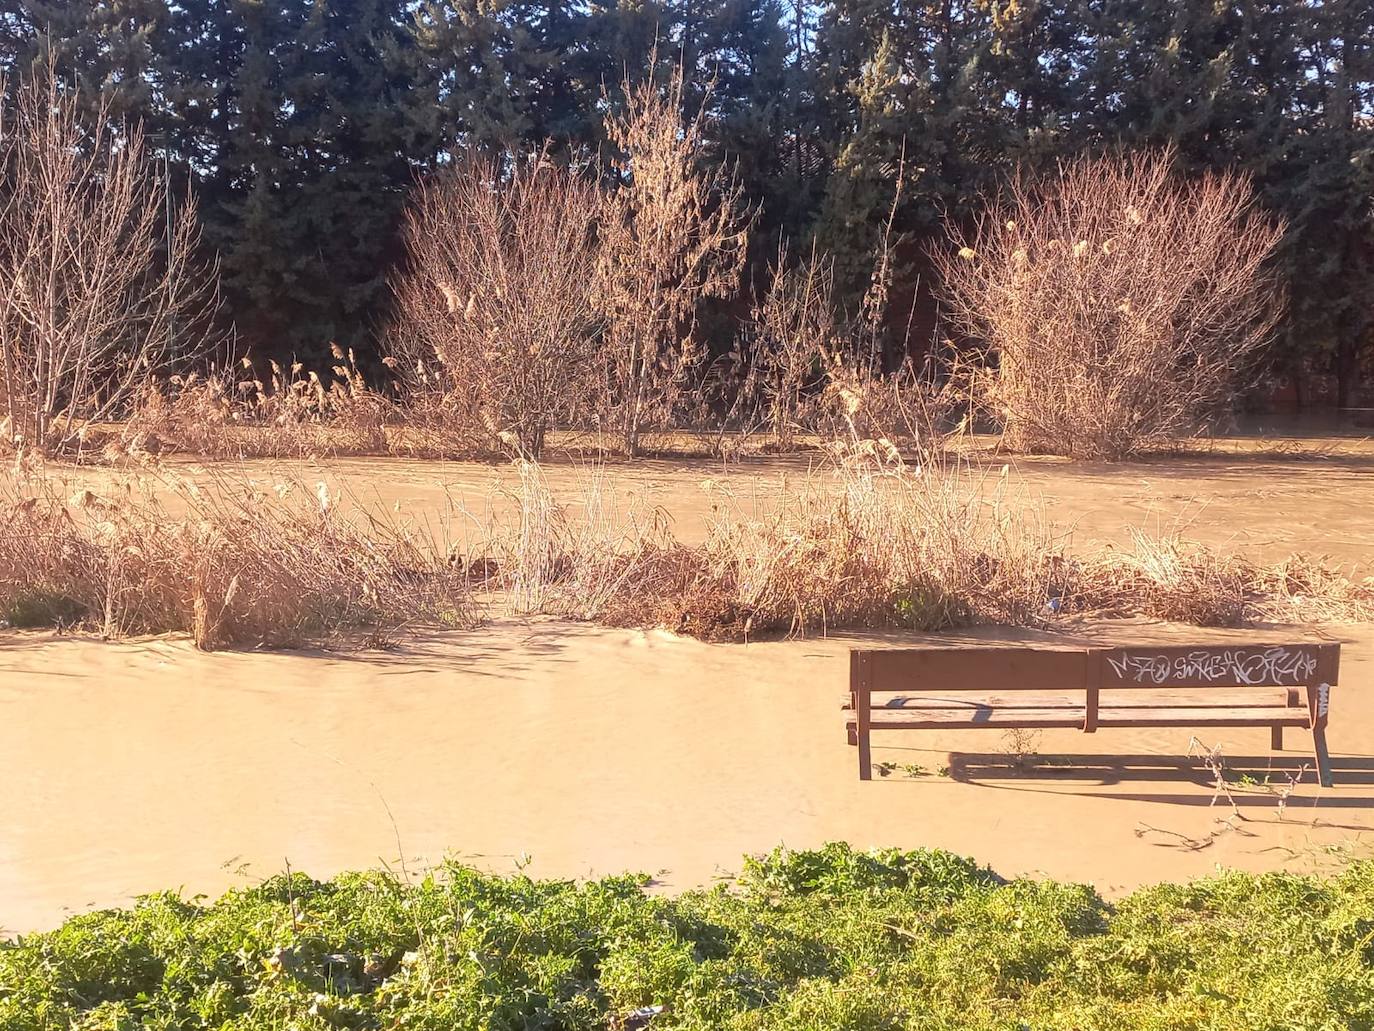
[938,147,1286,459]
[597,62,751,456]
[126,348,388,459]
[743,244,839,450]
[388,155,605,458]
[0,68,217,454]
[0,464,475,649]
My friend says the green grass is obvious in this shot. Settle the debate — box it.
[2,842,1373,1029]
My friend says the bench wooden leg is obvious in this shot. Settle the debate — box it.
[847,726,857,746]
[853,653,872,780]
[1270,725,1283,751]
[1312,727,1333,788]
[1307,683,1333,788]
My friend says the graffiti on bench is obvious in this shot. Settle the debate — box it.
[1104,646,1319,687]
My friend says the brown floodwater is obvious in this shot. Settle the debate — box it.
[2,436,1373,933]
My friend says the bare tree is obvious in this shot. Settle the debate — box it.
[0,68,216,454]
[937,147,1286,459]
[596,62,751,456]
[388,155,605,458]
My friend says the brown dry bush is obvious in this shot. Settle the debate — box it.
[0,68,218,455]
[0,464,475,649]
[730,217,948,457]
[388,155,605,459]
[938,147,1286,459]
[597,63,751,456]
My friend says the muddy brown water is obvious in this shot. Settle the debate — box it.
[3,438,1373,932]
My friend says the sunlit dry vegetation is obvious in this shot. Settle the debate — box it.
[3,445,1369,650]
[0,461,475,649]
[0,63,1292,467]
[939,147,1286,459]
[388,153,606,459]
[0,65,1354,652]
[0,67,217,454]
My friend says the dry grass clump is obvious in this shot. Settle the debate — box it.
[469,446,1066,640]
[1073,531,1374,626]
[939,147,1286,459]
[475,462,679,618]
[725,228,949,457]
[465,449,1373,641]
[642,448,1061,638]
[0,463,474,649]
[734,246,840,451]
[124,349,388,459]
[3,453,1368,650]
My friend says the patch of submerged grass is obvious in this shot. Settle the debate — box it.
[486,448,1374,640]
[2,842,1373,1028]
[0,461,478,649]
[1,445,1370,649]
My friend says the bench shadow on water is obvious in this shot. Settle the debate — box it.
[940,750,1374,811]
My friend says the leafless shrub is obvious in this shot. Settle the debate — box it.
[938,147,1286,459]
[382,391,496,461]
[0,464,475,649]
[1001,727,1043,770]
[0,68,218,455]
[818,179,950,453]
[596,62,751,456]
[388,155,605,459]
[816,356,948,450]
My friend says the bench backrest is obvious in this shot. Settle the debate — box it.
[852,643,1340,697]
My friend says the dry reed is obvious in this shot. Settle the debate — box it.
[459,448,1373,640]
[124,349,388,459]
[2,451,1368,650]
[0,459,475,649]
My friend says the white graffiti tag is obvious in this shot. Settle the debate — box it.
[1106,647,1318,686]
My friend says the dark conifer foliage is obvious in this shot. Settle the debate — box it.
[2,0,1371,393]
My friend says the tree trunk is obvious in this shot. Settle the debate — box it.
[1335,339,1357,409]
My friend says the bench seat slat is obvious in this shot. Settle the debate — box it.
[852,688,1300,711]
[846,705,1312,731]
[1095,706,1312,728]
[854,708,1088,729]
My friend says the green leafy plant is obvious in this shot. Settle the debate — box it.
[5,844,1374,1030]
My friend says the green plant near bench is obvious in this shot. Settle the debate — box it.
[3,843,1374,1030]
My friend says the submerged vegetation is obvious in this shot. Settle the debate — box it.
[3,842,1373,1028]
[1,447,1370,651]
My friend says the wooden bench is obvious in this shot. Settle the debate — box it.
[846,643,1340,786]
